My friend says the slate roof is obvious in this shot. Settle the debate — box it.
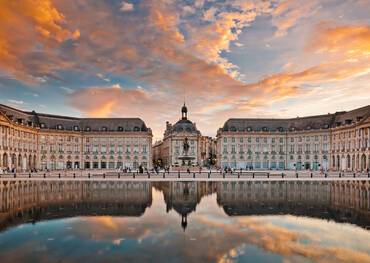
[0,104,150,132]
[221,105,370,132]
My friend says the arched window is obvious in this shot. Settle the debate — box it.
[102,126,108,131]
[85,126,91,132]
[117,126,124,131]
[57,124,63,130]
[74,126,79,131]
[262,127,268,132]
[247,127,252,132]
[133,126,140,132]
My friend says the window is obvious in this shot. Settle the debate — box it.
[223,137,227,143]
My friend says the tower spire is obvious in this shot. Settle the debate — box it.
[181,103,188,120]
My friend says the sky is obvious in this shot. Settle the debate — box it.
[0,0,370,140]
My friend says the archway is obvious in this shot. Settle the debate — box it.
[361,154,366,171]
[332,155,335,168]
[336,155,340,170]
[28,154,32,169]
[2,153,8,168]
[346,155,351,170]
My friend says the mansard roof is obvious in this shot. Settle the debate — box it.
[0,104,150,132]
[221,105,370,132]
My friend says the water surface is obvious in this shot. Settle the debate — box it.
[0,180,369,262]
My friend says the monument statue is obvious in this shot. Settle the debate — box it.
[183,137,190,156]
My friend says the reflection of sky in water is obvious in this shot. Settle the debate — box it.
[0,189,369,263]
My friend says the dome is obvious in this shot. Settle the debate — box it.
[172,119,197,133]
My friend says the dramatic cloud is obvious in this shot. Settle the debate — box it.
[0,0,369,138]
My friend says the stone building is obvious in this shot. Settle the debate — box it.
[153,104,202,167]
[217,105,370,171]
[0,104,152,171]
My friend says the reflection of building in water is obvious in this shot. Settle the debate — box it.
[217,180,370,227]
[155,182,216,231]
[0,181,152,230]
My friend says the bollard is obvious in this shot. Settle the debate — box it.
[296,172,298,178]
[252,173,254,178]
[223,173,225,178]
[353,173,355,178]
[88,173,90,178]
[163,173,165,178]
[282,173,284,178]
[311,173,313,178]
[267,173,269,179]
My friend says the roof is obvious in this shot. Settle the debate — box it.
[0,104,150,132]
[221,105,370,132]
[165,119,201,135]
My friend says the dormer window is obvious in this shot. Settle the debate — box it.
[306,126,311,130]
[57,124,63,130]
[117,126,124,131]
[336,122,341,127]
[85,126,91,132]
[133,126,140,132]
[247,127,252,132]
[230,126,236,132]
[17,118,23,124]
[74,126,79,131]
[345,119,352,125]
[356,116,363,122]
[262,127,268,132]
[277,127,284,132]
[290,127,295,131]
[40,123,46,128]
[102,126,108,131]
[324,124,329,129]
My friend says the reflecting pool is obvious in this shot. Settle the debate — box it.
[0,180,369,262]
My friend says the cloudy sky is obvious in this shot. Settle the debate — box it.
[0,0,370,140]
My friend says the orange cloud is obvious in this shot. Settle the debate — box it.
[0,0,79,83]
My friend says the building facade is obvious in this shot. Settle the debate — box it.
[217,105,370,171]
[0,104,152,171]
[153,104,202,167]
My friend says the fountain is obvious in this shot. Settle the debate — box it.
[177,137,195,166]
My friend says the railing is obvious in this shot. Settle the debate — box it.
[1,170,369,180]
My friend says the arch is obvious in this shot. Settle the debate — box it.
[28,154,32,169]
[332,155,335,168]
[2,153,8,168]
[336,155,340,170]
[346,154,351,170]
[361,154,366,171]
